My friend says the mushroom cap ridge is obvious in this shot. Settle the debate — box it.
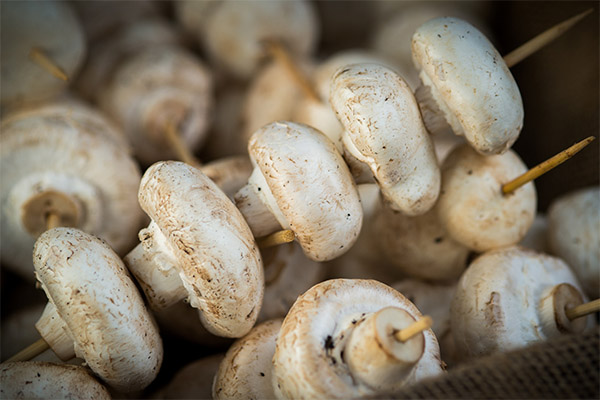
[138,161,264,338]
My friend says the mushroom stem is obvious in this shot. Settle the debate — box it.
[394,316,433,343]
[501,136,595,195]
[164,120,200,167]
[504,9,593,68]
[263,39,320,103]
[5,338,50,362]
[29,47,69,81]
[257,229,295,249]
[45,211,61,230]
[566,298,600,320]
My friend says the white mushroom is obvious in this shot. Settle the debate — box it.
[0,100,144,281]
[273,279,444,398]
[1,1,85,106]
[411,17,523,155]
[33,228,163,392]
[124,161,264,338]
[451,246,589,359]
[234,121,363,261]
[547,187,600,298]
[213,319,283,399]
[330,63,440,216]
[437,144,536,252]
[519,214,549,253]
[0,362,110,400]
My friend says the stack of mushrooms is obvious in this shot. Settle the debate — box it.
[1,2,598,399]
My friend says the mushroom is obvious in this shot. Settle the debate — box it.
[0,100,144,281]
[451,246,589,359]
[124,161,264,338]
[213,319,283,399]
[0,362,111,400]
[273,279,444,398]
[519,214,549,253]
[330,63,440,216]
[437,144,536,252]
[234,121,363,261]
[1,1,85,106]
[547,186,600,298]
[32,227,163,392]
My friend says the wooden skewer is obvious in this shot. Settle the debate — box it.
[5,338,50,363]
[566,298,600,320]
[263,39,320,103]
[257,229,295,249]
[29,47,69,81]
[502,136,595,195]
[504,8,593,68]
[395,316,433,343]
[45,211,61,230]
[164,121,200,167]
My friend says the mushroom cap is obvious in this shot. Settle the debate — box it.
[137,161,264,338]
[547,186,600,298]
[0,101,143,281]
[451,246,588,359]
[99,46,213,165]
[0,362,111,400]
[248,121,363,261]
[33,228,163,392]
[213,319,283,399]
[411,17,523,155]
[330,63,440,216]
[203,0,319,79]
[1,1,85,105]
[273,279,443,398]
[437,144,536,252]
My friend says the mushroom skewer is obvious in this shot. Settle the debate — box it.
[565,299,600,320]
[28,47,69,82]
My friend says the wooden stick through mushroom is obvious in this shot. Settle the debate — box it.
[395,316,433,342]
[4,338,50,363]
[502,136,595,195]
[164,120,201,167]
[257,229,295,249]
[504,9,593,68]
[566,298,600,320]
[29,47,69,81]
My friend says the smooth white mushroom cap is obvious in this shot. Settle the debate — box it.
[273,279,443,399]
[330,63,440,216]
[1,1,85,105]
[33,228,163,392]
[451,246,588,359]
[547,187,600,298]
[437,144,536,252]
[0,101,143,281]
[203,0,319,79]
[132,161,264,338]
[0,362,110,400]
[411,17,523,155]
[238,121,363,261]
[213,319,283,399]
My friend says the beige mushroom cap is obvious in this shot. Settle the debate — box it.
[133,161,264,338]
[34,228,163,392]
[273,279,443,398]
[437,144,536,252]
[451,246,588,359]
[412,17,523,155]
[0,362,110,400]
[213,319,283,399]
[0,101,143,281]
[1,1,85,106]
[330,63,440,216]
[548,187,600,298]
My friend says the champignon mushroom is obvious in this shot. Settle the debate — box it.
[33,227,163,392]
[0,100,144,281]
[1,1,85,106]
[213,319,283,399]
[273,279,444,398]
[451,246,589,359]
[234,121,363,261]
[547,186,600,298]
[411,17,523,155]
[0,362,111,400]
[124,161,264,338]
